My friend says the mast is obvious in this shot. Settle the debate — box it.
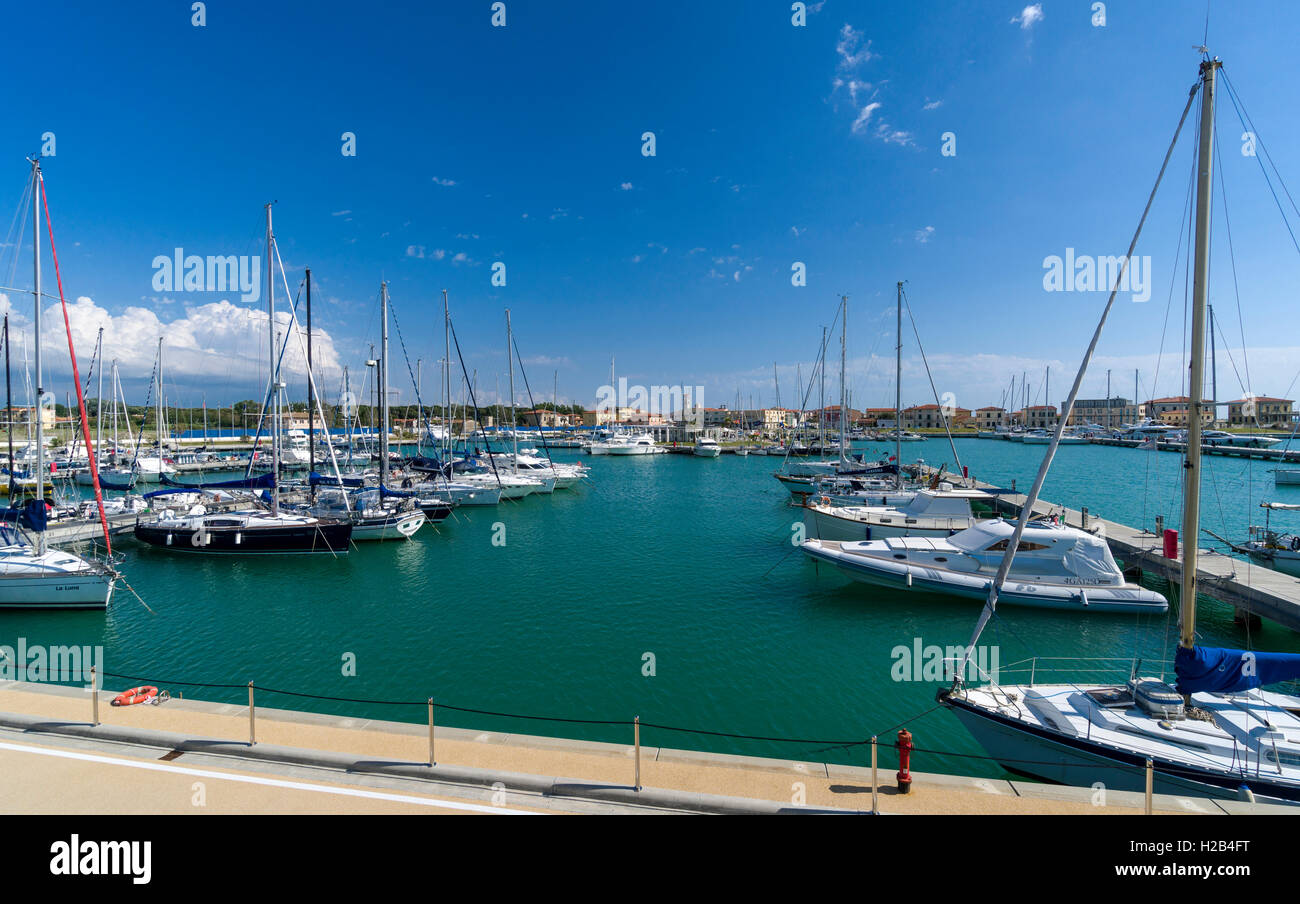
[818,326,826,453]
[1209,303,1218,426]
[506,308,517,469]
[265,202,279,514]
[307,267,314,474]
[32,158,45,551]
[895,281,902,486]
[95,327,104,465]
[839,295,848,463]
[1180,58,1220,653]
[380,281,390,486]
[111,360,119,458]
[155,338,164,457]
[4,316,12,499]
[443,289,451,462]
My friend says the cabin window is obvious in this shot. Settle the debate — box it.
[986,539,1050,552]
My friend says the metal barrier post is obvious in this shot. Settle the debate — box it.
[1145,759,1153,814]
[634,715,641,791]
[1081,506,1089,530]
[434,697,444,764]
[1155,514,1164,538]
[871,736,879,814]
[91,666,99,726]
[248,680,256,746]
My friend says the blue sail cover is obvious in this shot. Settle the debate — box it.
[161,473,275,491]
[1175,645,1300,694]
[0,500,48,532]
[309,471,366,489]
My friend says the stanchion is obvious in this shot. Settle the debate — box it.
[90,666,99,727]
[434,702,444,764]
[1145,759,1153,814]
[634,715,641,791]
[871,736,879,814]
[248,680,256,746]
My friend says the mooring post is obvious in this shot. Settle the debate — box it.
[248,680,256,746]
[90,666,99,727]
[871,736,879,814]
[1081,506,1089,530]
[633,715,642,791]
[1155,514,1164,538]
[434,702,444,764]
[1145,758,1153,814]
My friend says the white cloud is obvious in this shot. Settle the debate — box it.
[331,209,351,216]
[405,245,425,258]
[0,293,343,393]
[923,99,943,111]
[836,24,874,70]
[914,226,935,243]
[851,102,882,134]
[1011,4,1044,29]
[619,182,634,191]
[431,176,457,186]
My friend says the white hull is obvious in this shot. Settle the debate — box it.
[350,510,426,541]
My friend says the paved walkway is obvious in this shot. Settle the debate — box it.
[0,681,1281,814]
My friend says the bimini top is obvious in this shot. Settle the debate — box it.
[946,518,1122,583]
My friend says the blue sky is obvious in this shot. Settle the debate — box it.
[2,1,1299,414]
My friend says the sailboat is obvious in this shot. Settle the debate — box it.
[938,57,1300,804]
[134,204,352,554]
[0,158,117,608]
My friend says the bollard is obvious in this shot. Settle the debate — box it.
[1081,506,1089,530]
[896,729,913,793]
[248,680,256,746]
[1145,759,1153,814]
[434,702,444,764]
[1163,529,1179,560]
[91,666,99,727]
[870,736,879,814]
[1155,514,1164,539]
[633,716,641,791]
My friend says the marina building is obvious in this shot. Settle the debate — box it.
[974,406,1008,430]
[1064,397,1141,427]
[1225,396,1294,428]
[1142,396,1213,427]
[900,404,972,430]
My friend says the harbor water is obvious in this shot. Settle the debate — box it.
[5,437,1300,781]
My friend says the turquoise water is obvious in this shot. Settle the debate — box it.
[5,437,1300,780]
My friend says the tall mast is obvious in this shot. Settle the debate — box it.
[155,338,164,454]
[380,281,390,486]
[307,267,314,474]
[506,308,517,468]
[265,202,279,514]
[32,159,46,549]
[443,289,451,461]
[839,295,848,463]
[895,281,903,487]
[1209,303,1218,425]
[818,326,826,453]
[4,316,13,500]
[1180,58,1220,653]
[95,327,104,464]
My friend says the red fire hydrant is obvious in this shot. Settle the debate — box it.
[897,729,913,793]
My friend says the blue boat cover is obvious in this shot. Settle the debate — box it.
[1175,645,1300,694]
[0,499,49,532]
[161,473,275,491]
[309,471,366,489]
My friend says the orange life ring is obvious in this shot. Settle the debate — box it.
[111,686,158,707]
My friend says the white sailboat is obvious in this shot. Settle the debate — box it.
[939,58,1300,805]
[0,159,116,609]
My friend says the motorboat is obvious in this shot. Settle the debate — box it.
[802,487,988,542]
[693,436,721,457]
[801,517,1168,614]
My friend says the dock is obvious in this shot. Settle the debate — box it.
[917,465,1300,631]
[38,512,138,545]
[1088,436,1300,463]
[0,679,1281,814]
